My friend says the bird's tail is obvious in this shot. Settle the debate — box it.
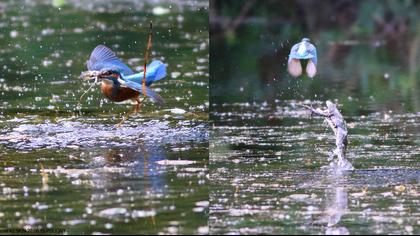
[142,86,165,105]
[122,80,165,105]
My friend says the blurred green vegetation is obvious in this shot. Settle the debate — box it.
[210,0,420,115]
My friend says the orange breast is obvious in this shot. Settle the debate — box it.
[101,82,140,102]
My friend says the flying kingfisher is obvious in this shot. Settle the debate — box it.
[287,38,317,78]
[81,45,167,107]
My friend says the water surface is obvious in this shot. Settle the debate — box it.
[210,101,419,235]
[0,0,208,234]
[210,2,419,233]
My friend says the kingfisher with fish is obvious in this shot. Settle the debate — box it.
[79,22,167,125]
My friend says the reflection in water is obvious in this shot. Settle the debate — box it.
[39,163,50,192]
[324,187,347,227]
[101,144,167,193]
[2,142,208,234]
[319,169,350,235]
[102,145,167,227]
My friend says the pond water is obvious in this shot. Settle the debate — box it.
[210,18,420,234]
[0,0,208,234]
[210,101,419,234]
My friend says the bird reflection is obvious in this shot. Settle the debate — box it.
[101,144,167,192]
[85,144,168,227]
[103,145,166,227]
[324,187,348,227]
[319,169,350,235]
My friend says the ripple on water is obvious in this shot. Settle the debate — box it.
[210,101,420,235]
[0,119,208,150]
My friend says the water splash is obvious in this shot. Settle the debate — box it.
[1,119,207,150]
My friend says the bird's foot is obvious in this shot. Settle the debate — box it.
[115,100,143,128]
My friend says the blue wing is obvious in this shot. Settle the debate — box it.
[288,42,317,64]
[121,60,167,105]
[87,45,166,105]
[144,60,167,86]
[122,60,167,86]
[307,43,317,65]
[87,45,134,75]
[288,44,300,63]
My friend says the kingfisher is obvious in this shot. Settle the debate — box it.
[81,44,167,108]
[287,38,317,78]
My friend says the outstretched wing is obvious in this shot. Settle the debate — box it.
[145,60,167,86]
[307,43,317,65]
[288,41,317,62]
[87,45,134,75]
[288,58,302,77]
[121,60,167,86]
[288,43,301,62]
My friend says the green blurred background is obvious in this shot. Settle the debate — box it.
[210,0,420,116]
